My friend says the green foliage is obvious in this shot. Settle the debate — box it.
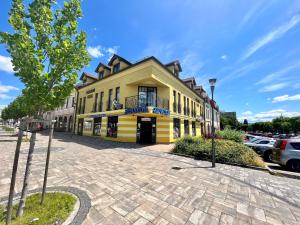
[1,95,33,120]
[245,116,300,134]
[0,192,76,225]
[216,128,244,143]
[220,115,238,129]
[0,0,90,114]
[173,136,264,167]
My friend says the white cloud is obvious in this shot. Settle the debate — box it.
[0,84,18,93]
[106,46,119,61]
[242,110,252,116]
[0,55,14,73]
[256,60,300,85]
[87,45,119,60]
[272,94,300,103]
[0,93,12,100]
[220,55,227,60]
[238,109,300,122]
[142,40,175,62]
[237,1,269,30]
[218,61,262,85]
[241,14,300,61]
[259,82,288,92]
[87,46,104,58]
[181,52,205,76]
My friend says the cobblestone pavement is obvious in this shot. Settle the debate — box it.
[1,130,300,225]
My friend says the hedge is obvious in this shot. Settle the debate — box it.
[173,136,264,167]
[216,128,244,143]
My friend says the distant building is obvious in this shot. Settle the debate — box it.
[221,112,237,120]
[43,92,75,132]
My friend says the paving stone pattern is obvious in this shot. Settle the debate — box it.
[0,130,300,225]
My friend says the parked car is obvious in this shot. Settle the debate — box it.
[272,139,300,172]
[244,134,258,142]
[245,139,275,146]
[245,139,275,161]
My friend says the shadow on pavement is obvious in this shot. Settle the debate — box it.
[38,130,152,151]
[0,139,17,142]
[37,130,300,209]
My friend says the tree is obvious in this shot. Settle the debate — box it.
[0,0,90,222]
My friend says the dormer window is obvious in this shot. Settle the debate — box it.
[99,71,104,79]
[113,63,120,73]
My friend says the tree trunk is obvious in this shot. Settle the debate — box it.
[40,121,54,205]
[16,132,36,217]
[6,128,23,225]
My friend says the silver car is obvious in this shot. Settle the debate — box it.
[272,139,300,172]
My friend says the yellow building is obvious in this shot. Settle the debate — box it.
[75,54,207,144]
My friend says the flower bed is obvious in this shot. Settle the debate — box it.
[173,136,264,167]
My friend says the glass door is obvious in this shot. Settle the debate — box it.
[138,86,157,107]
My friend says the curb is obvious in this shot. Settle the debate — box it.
[0,186,91,225]
[266,166,300,180]
[169,152,268,172]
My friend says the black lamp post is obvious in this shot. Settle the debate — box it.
[209,78,217,168]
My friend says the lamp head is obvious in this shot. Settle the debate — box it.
[209,78,217,87]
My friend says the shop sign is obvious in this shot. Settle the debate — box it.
[86,88,95,94]
[141,117,151,121]
[125,107,148,114]
[152,107,170,115]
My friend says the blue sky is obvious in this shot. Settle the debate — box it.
[1,0,300,122]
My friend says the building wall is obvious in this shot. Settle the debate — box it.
[76,59,207,143]
[43,93,75,131]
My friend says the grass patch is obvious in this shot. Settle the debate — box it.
[173,136,265,168]
[0,192,76,225]
[0,125,15,133]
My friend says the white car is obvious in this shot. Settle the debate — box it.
[245,139,275,147]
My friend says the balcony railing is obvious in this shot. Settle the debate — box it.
[125,95,169,109]
[106,100,123,111]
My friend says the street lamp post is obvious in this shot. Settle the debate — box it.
[209,78,217,168]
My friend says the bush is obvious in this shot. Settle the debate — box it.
[173,136,264,167]
[216,128,244,143]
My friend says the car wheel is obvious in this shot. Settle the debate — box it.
[287,160,300,172]
[263,151,272,162]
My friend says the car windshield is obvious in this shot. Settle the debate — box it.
[250,138,259,143]
[252,138,263,143]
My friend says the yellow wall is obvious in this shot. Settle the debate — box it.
[76,58,204,143]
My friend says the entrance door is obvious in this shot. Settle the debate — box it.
[137,117,156,144]
[78,118,83,136]
[93,117,101,136]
